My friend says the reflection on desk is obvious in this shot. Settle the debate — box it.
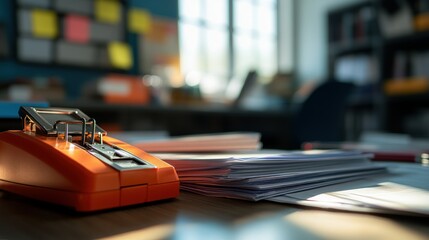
[0,191,428,240]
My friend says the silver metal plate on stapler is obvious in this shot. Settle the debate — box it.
[86,143,156,171]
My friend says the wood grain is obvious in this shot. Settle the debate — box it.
[0,191,427,240]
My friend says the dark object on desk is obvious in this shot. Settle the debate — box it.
[303,131,429,163]
[0,106,179,211]
[294,81,355,146]
[232,70,258,108]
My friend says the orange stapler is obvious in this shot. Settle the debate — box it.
[0,107,179,211]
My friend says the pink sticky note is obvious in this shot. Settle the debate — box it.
[64,15,89,43]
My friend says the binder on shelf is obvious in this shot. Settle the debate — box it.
[384,77,429,95]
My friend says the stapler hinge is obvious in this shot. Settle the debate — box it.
[54,118,154,171]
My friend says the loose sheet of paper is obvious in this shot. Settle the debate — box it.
[270,162,429,216]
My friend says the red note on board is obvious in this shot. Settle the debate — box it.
[64,15,89,43]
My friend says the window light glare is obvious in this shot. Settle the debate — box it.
[185,71,202,87]
[200,75,223,96]
[143,75,163,88]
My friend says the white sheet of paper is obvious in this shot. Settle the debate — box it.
[270,162,429,216]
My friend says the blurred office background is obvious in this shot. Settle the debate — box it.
[1,0,428,149]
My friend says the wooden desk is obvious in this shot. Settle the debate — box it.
[0,191,428,239]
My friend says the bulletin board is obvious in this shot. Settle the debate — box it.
[14,0,151,71]
[139,16,180,85]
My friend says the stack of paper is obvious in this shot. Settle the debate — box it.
[154,150,386,201]
[132,132,262,153]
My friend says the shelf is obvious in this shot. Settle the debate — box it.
[329,40,374,57]
[386,92,429,103]
[384,31,429,49]
[50,101,291,117]
[348,96,375,109]
[327,0,429,135]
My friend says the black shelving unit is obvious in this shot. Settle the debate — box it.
[327,0,379,79]
[327,0,381,140]
[377,0,429,137]
[328,0,429,139]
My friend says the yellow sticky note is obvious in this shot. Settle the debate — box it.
[95,0,121,24]
[32,9,58,38]
[108,42,133,70]
[128,8,152,34]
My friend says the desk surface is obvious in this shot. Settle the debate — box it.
[0,191,428,240]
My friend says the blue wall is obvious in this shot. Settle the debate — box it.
[0,0,179,100]
[130,0,179,19]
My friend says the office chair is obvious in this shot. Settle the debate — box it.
[232,70,258,108]
[293,81,355,147]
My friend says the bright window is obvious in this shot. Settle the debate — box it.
[179,0,278,101]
